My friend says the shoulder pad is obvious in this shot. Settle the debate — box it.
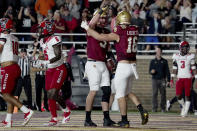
[49,36,62,46]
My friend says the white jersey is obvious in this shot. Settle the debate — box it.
[40,35,63,68]
[0,33,19,63]
[172,53,195,78]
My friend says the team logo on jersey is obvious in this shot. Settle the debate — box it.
[100,41,107,48]
[113,27,117,33]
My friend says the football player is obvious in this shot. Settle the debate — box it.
[170,41,197,117]
[82,6,116,127]
[0,18,34,127]
[81,11,149,127]
[38,19,70,126]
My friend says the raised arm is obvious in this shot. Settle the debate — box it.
[81,21,119,42]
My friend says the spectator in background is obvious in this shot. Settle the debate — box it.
[14,49,35,109]
[31,14,44,40]
[62,6,78,41]
[192,3,197,27]
[54,10,66,33]
[47,10,54,21]
[131,10,146,51]
[174,0,192,31]
[17,6,36,47]
[35,0,55,17]
[149,47,170,112]
[3,5,17,32]
[108,5,117,31]
[68,0,81,20]
[145,11,162,51]
[161,16,175,49]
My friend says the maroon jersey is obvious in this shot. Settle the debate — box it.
[86,27,110,61]
[113,25,139,61]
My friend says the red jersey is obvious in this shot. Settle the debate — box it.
[86,27,110,62]
[113,25,139,61]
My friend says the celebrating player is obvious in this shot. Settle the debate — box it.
[38,19,70,126]
[81,11,149,127]
[0,18,34,127]
[82,6,116,127]
[170,41,197,117]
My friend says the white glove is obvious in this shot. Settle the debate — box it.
[81,21,89,30]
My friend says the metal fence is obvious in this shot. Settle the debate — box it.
[11,23,197,54]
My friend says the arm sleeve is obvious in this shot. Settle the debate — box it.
[51,36,62,46]
[0,38,6,45]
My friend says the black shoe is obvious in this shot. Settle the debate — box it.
[84,120,97,127]
[103,118,117,127]
[141,110,149,125]
[117,120,130,128]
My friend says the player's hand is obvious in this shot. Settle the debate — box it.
[81,21,89,30]
[170,80,174,88]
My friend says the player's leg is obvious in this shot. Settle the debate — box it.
[127,75,148,125]
[182,78,192,117]
[176,79,185,116]
[114,63,131,127]
[84,61,101,127]
[1,64,33,127]
[100,64,117,127]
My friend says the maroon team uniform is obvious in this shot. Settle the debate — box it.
[113,25,138,61]
[86,27,110,61]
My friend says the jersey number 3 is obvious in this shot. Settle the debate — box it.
[127,36,137,53]
[181,61,185,68]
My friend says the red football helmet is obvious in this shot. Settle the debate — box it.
[179,41,190,56]
[39,19,55,35]
[0,18,13,33]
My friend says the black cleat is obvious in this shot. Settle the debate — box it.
[117,120,130,128]
[103,118,117,127]
[84,120,97,127]
[141,110,149,125]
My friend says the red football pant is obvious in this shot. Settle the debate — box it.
[176,78,192,97]
[45,64,67,118]
[1,64,21,94]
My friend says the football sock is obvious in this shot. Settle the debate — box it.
[121,115,128,122]
[5,113,12,122]
[20,105,29,113]
[86,111,91,121]
[137,104,144,113]
[48,99,57,117]
[103,111,110,119]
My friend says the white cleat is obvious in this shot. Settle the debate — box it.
[181,106,185,117]
[166,100,171,111]
[22,110,34,126]
[62,111,71,124]
[0,120,12,127]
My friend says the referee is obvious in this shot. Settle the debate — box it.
[14,48,33,109]
[32,47,48,111]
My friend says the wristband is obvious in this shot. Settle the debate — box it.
[171,74,175,77]
[195,75,197,79]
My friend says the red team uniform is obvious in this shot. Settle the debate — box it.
[0,33,21,94]
[40,36,67,91]
[172,53,195,97]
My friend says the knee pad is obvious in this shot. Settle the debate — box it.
[101,86,111,103]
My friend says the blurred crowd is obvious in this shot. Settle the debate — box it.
[0,0,197,51]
